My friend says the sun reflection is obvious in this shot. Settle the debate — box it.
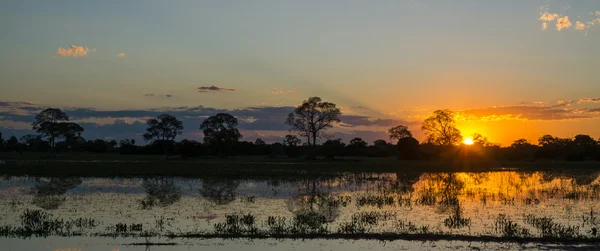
[463,137,474,145]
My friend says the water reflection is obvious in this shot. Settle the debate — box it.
[140,178,182,209]
[31,178,82,210]
[287,180,342,223]
[2,170,600,240]
[200,178,240,205]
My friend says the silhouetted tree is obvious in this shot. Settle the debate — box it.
[421,109,462,146]
[388,125,413,143]
[346,137,367,156]
[6,136,18,152]
[396,137,421,160]
[283,134,302,157]
[508,138,537,161]
[200,113,242,157]
[143,114,184,159]
[286,97,341,155]
[20,134,50,152]
[321,138,345,159]
[32,108,83,154]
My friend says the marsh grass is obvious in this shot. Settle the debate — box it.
[493,214,530,238]
[524,214,580,238]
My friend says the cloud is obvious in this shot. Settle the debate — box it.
[596,11,600,16]
[556,16,572,31]
[339,115,418,128]
[542,22,548,30]
[579,98,600,104]
[116,52,125,57]
[270,89,298,95]
[539,12,560,21]
[196,85,236,93]
[144,94,173,98]
[575,21,586,30]
[459,105,592,121]
[56,45,90,57]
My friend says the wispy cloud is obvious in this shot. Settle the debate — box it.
[196,85,236,93]
[556,16,572,31]
[579,98,600,104]
[270,88,298,95]
[575,21,586,30]
[542,22,549,30]
[56,45,90,57]
[116,52,125,57]
[144,94,172,98]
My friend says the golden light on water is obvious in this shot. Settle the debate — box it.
[463,137,474,145]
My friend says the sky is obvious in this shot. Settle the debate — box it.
[1,0,600,146]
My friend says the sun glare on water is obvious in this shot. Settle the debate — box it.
[463,137,474,145]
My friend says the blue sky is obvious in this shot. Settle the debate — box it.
[1,0,600,145]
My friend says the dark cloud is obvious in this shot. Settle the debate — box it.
[145,94,173,98]
[197,85,236,93]
[339,115,418,128]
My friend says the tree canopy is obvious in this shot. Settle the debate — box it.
[200,113,242,156]
[286,97,341,147]
[421,109,462,146]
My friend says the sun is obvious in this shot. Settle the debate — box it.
[463,137,474,145]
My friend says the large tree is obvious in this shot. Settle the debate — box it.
[32,108,69,149]
[286,97,341,148]
[143,114,184,159]
[31,108,84,153]
[200,113,242,156]
[421,109,462,146]
[388,125,413,143]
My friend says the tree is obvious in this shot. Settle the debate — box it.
[349,137,368,149]
[200,113,242,157]
[31,108,70,150]
[6,136,18,152]
[396,137,421,160]
[143,114,184,159]
[388,125,413,143]
[373,139,388,146]
[421,109,462,146]
[283,134,301,147]
[286,97,341,148]
[321,138,345,159]
[283,134,302,158]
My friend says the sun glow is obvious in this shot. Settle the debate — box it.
[463,137,474,145]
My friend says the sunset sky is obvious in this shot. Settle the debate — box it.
[1,0,600,145]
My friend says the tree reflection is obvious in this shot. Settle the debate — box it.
[141,178,182,208]
[199,178,240,205]
[287,180,340,223]
[31,177,82,210]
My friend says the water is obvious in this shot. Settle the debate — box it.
[1,170,600,249]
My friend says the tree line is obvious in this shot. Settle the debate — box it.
[1,97,599,161]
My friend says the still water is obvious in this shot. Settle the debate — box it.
[1,170,600,250]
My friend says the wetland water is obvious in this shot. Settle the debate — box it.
[2,169,600,250]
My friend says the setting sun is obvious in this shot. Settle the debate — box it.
[463,137,474,145]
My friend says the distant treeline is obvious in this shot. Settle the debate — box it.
[1,96,599,161]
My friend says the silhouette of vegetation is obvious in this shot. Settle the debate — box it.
[143,114,184,159]
[286,97,341,158]
[31,108,84,155]
[421,110,462,146]
[388,125,413,143]
[200,113,242,157]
